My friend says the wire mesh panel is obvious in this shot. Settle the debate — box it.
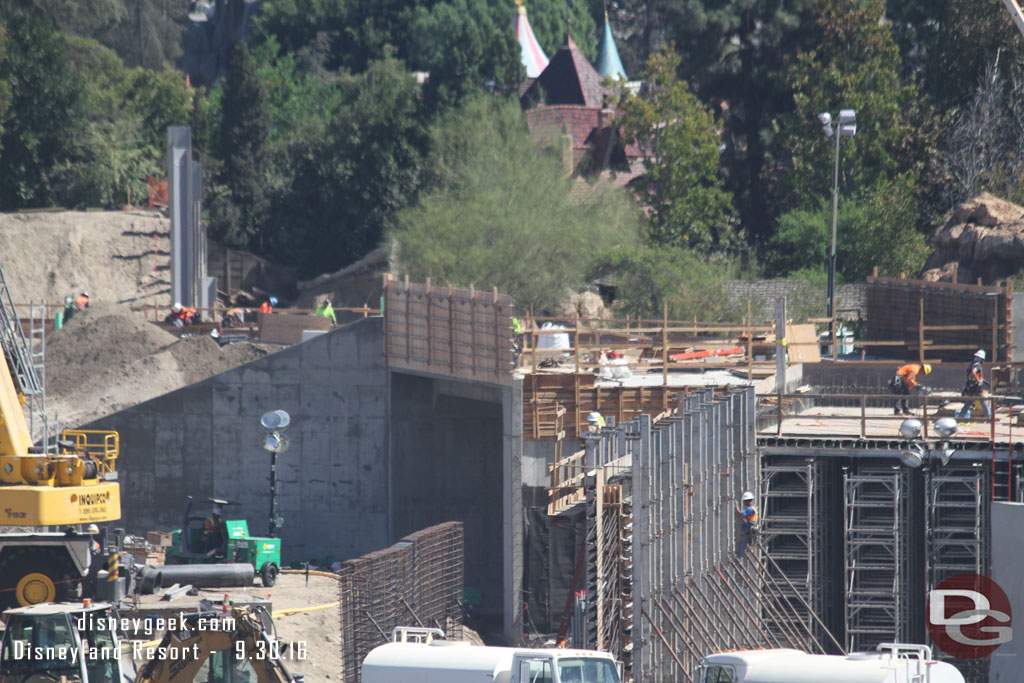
[338,522,464,683]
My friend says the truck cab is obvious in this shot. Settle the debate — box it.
[362,628,620,683]
[0,601,124,683]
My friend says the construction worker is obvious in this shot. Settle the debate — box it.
[62,295,77,323]
[580,412,605,446]
[222,307,247,328]
[314,298,337,324]
[260,296,278,314]
[167,302,198,327]
[890,363,932,415]
[74,291,90,311]
[735,491,758,560]
[956,350,992,420]
[204,503,226,554]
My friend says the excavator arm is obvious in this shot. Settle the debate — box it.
[133,606,298,683]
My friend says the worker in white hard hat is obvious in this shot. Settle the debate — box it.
[735,491,759,560]
[580,411,605,444]
[167,302,198,327]
[956,349,991,420]
[74,291,90,311]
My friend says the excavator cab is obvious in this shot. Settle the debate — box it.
[0,601,123,683]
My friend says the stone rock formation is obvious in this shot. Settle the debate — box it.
[921,193,1024,284]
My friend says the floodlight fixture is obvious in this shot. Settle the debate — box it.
[260,410,291,431]
[933,417,958,439]
[898,418,923,440]
[899,443,925,468]
[818,112,832,126]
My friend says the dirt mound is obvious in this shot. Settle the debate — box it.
[0,210,171,306]
[921,193,1024,283]
[46,302,276,427]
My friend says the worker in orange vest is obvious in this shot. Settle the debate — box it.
[890,363,932,415]
[168,302,198,328]
[260,296,278,314]
[74,291,90,310]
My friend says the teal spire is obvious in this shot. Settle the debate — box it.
[595,11,627,81]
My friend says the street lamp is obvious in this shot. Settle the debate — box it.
[818,109,856,327]
[260,410,291,537]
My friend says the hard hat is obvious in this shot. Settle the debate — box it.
[742,491,754,501]
[975,349,986,360]
[86,524,99,534]
[923,363,932,374]
[587,411,602,423]
[81,291,89,297]
[270,297,278,305]
[172,302,183,312]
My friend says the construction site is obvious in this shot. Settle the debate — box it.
[1,195,1024,683]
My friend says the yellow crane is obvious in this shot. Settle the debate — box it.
[0,263,121,607]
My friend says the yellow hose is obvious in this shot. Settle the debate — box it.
[273,600,342,618]
[280,569,340,579]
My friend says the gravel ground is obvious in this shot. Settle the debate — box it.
[128,572,342,682]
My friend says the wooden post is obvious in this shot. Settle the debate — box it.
[470,284,477,377]
[1005,279,1014,364]
[532,374,539,440]
[872,266,878,278]
[530,304,537,374]
[918,297,925,366]
[404,274,411,363]
[746,299,753,381]
[992,294,999,363]
[574,373,581,439]
[662,301,669,394]
[860,395,867,439]
[448,284,455,374]
[574,311,581,375]
[425,278,432,367]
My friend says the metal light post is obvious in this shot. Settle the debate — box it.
[260,410,291,538]
[818,109,856,328]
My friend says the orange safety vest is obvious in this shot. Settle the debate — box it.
[172,306,197,322]
[896,364,922,389]
[74,295,89,310]
[260,301,273,314]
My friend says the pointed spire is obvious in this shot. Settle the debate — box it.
[595,9,627,81]
[512,0,549,79]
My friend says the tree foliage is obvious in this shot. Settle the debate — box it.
[616,48,734,251]
[390,96,639,312]
[208,43,272,249]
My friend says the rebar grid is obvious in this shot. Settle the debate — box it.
[338,522,464,683]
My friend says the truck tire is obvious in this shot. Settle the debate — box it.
[260,562,278,588]
[0,548,76,608]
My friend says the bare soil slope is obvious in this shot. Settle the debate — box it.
[0,210,171,307]
[46,302,276,427]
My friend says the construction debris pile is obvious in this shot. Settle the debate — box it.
[46,302,276,427]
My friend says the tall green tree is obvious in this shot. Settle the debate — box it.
[770,0,928,214]
[0,14,85,209]
[268,57,428,276]
[390,96,639,311]
[616,48,734,251]
[208,43,271,249]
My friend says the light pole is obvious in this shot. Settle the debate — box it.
[260,410,291,538]
[817,109,856,330]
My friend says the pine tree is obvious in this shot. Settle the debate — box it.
[209,43,271,250]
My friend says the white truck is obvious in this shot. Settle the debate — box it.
[696,643,964,683]
[361,628,621,683]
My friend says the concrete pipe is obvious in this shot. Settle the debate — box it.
[136,563,255,594]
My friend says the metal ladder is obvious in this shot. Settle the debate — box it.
[0,262,51,449]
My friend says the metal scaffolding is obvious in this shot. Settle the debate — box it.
[843,466,912,652]
[926,464,988,588]
[760,459,831,647]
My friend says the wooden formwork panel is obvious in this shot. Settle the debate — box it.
[384,277,516,385]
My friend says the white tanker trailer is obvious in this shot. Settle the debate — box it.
[361,627,621,683]
[697,643,964,683]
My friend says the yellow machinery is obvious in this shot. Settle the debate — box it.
[0,266,122,606]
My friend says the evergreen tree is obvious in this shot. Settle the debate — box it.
[209,43,271,250]
[617,48,734,251]
[0,14,85,209]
